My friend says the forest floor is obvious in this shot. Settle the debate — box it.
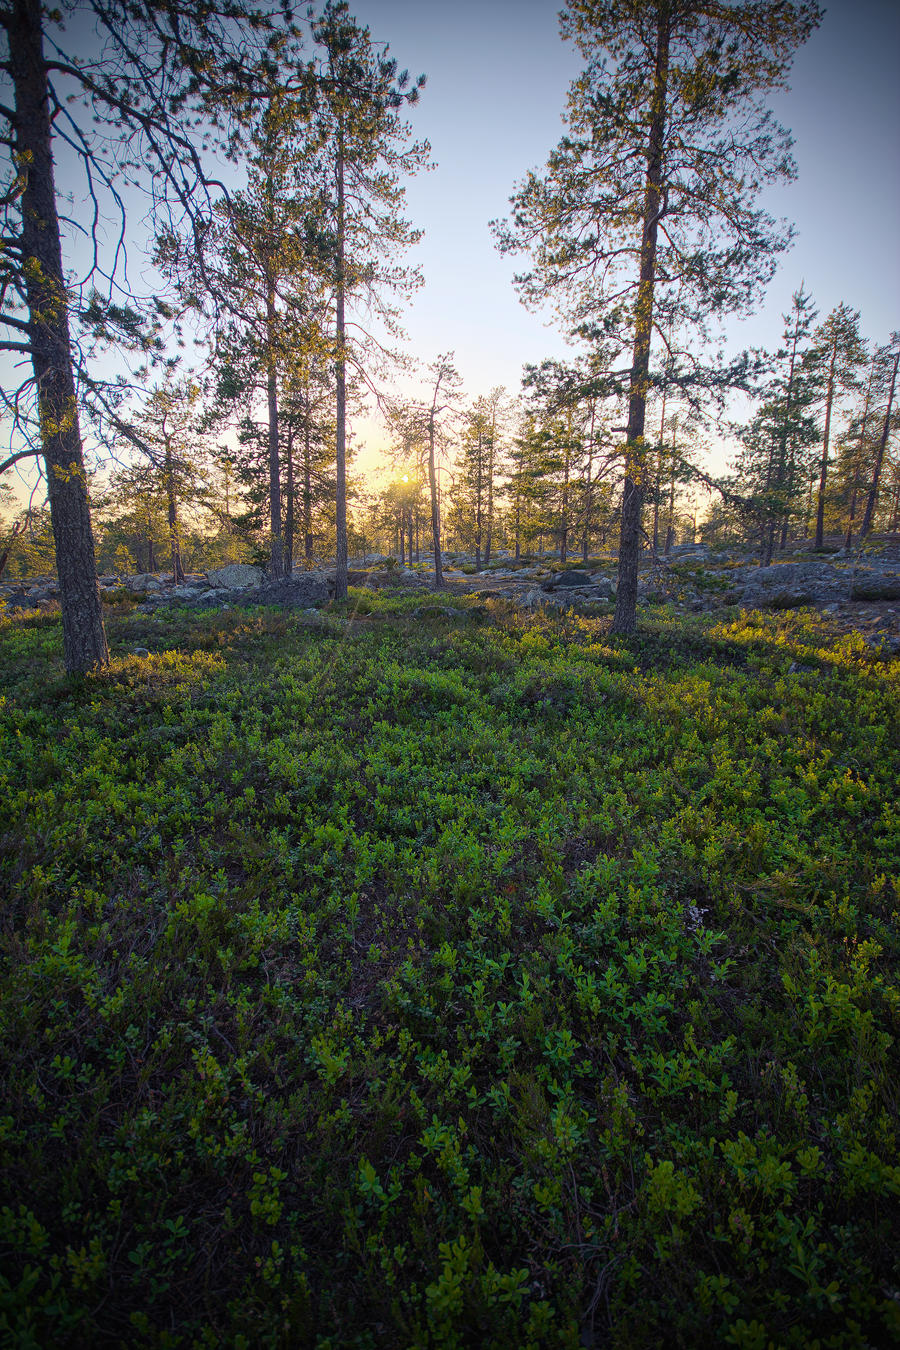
[0,596,897,1348]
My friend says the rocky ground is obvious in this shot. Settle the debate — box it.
[3,538,899,653]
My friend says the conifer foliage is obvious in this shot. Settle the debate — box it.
[495,0,821,631]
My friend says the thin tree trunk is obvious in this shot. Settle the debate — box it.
[266,281,283,578]
[665,434,677,554]
[652,385,667,555]
[514,485,521,562]
[474,430,483,570]
[303,419,313,559]
[164,439,184,582]
[427,407,443,588]
[845,376,872,548]
[814,344,837,548]
[11,0,108,672]
[285,424,294,573]
[560,410,570,563]
[612,8,669,635]
[583,400,595,563]
[860,348,899,538]
[485,412,495,566]
[334,120,348,600]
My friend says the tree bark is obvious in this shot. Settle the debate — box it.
[612,8,669,635]
[11,0,108,672]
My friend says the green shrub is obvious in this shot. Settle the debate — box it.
[0,604,896,1346]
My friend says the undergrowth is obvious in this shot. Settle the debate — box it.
[0,601,897,1348]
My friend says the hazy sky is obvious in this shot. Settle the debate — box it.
[348,0,900,474]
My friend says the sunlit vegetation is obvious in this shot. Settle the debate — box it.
[1,600,896,1346]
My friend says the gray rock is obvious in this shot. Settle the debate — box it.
[542,569,594,591]
[3,592,36,610]
[238,575,330,609]
[131,646,150,658]
[850,579,900,601]
[207,563,264,590]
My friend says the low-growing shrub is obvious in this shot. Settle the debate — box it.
[0,602,896,1346]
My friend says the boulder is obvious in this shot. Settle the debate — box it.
[739,560,900,609]
[849,578,900,601]
[207,563,264,590]
[541,569,594,591]
[238,575,330,609]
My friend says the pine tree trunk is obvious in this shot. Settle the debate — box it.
[265,281,284,578]
[583,403,595,563]
[427,410,443,588]
[475,430,483,570]
[11,0,108,673]
[333,124,349,600]
[860,349,899,538]
[164,440,184,582]
[652,387,667,555]
[485,417,495,566]
[285,424,294,573]
[665,436,677,554]
[844,381,872,548]
[303,422,313,559]
[560,414,570,563]
[814,346,837,549]
[612,9,669,635]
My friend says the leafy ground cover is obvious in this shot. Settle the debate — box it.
[1,596,898,1348]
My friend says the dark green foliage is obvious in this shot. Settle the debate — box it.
[0,601,897,1346]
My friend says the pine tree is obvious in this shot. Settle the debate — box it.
[859,335,900,539]
[495,0,820,632]
[807,305,867,548]
[308,1,429,600]
[0,0,297,671]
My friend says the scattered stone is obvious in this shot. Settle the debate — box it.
[131,646,150,658]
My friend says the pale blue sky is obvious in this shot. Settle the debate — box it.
[350,0,899,472]
[3,0,898,496]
